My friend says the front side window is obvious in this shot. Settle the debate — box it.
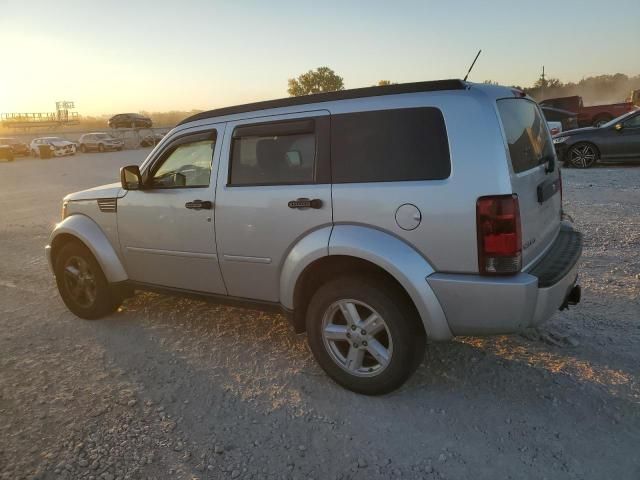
[151,139,215,188]
[623,113,640,128]
[230,121,316,186]
[497,99,555,174]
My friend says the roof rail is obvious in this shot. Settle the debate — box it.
[178,79,466,126]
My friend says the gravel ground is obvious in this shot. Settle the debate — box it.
[0,151,638,480]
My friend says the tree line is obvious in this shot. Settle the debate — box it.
[289,66,640,106]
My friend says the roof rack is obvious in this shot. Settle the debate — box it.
[179,79,466,126]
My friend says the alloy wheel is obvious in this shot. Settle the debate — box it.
[569,144,597,168]
[321,299,393,377]
[63,256,97,308]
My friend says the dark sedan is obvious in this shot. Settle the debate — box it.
[108,113,153,129]
[553,109,640,168]
[0,137,29,157]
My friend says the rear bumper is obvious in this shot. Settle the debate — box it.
[428,224,582,336]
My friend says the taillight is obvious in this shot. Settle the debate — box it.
[476,195,522,275]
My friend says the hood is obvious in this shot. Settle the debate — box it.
[64,182,125,202]
[45,140,74,147]
[554,126,597,137]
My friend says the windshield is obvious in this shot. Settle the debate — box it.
[601,109,640,128]
[497,98,555,174]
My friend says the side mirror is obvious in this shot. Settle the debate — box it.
[614,123,624,131]
[120,165,143,190]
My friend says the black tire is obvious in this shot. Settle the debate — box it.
[54,241,121,319]
[567,142,599,168]
[306,275,426,395]
[79,144,86,153]
[98,143,105,152]
[32,149,38,158]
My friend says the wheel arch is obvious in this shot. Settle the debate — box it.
[284,225,452,341]
[47,214,128,283]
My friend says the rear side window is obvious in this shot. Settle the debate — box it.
[497,99,555,174]
[331,107,450,183]
[229,119,321,186]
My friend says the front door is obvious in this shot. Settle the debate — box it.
[117,126,227,294]
[215,111,332,301]
[607,112,640,159]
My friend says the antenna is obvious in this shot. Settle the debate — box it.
[463,49,482,82]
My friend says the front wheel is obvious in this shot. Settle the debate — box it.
[79,144,86,153]
[306,275,425,395]
[568,142,598,168]
[54,241,121,319]
[98,143,105,152]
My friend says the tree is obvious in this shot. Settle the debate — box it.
[287,67,344,96]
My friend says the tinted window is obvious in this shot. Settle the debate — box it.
[624,114,640,128]
[230,128,316,186]
[331,107,450,183]
[497,99,554,174]
[151,139,215,188]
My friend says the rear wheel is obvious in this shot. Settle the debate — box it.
[568,142,598,168]
[54,241,121,319]
[593,116,611,128]
[306,275,425,395]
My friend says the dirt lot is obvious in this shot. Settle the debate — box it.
[0,151,638,480]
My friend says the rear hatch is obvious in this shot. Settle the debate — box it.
[497,98,562,269]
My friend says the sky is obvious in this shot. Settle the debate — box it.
[1,0,638,116]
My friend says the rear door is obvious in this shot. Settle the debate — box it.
[497,98,562,269]
[214,111,332,301]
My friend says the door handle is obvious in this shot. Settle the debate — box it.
[185,199,213,210]
[288,198,323,209]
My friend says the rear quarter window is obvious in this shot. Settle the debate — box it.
[331,107,451,183]
[497,99,554,174]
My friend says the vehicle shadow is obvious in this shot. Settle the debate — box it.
[82,291,640,478]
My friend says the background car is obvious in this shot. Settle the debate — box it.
[0,137,29,157]
[541,94,637,127]
[139,132,166,147]
[78,133,125,153]
[541,107,579,136]
[553,109,640,168]
[29,137,77,158]
[108,113,152,129]
[0,143,14,162]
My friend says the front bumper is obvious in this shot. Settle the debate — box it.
[428,224,582,336]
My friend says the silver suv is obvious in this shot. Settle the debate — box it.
[46,80,582,394]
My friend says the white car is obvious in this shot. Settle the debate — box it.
[30,137,76,157]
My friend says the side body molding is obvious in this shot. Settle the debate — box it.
[328,225,453,341]
[45,214,128,283]
[280,226,333,309]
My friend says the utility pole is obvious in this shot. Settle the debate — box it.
[541,65,545,98]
